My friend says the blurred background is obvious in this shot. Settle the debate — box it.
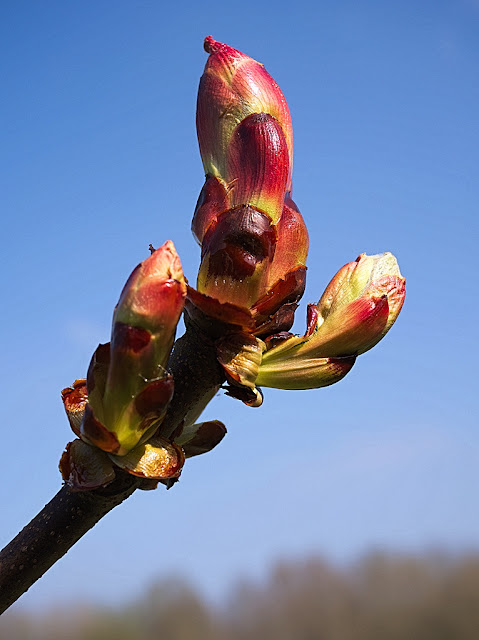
[1,0,478,635]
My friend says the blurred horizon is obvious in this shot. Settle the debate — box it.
[1,0,478,614]
[3,549,479,638]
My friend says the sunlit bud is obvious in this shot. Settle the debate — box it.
[80,241,186,456]
[256,253,405,390]
[108,436,185,480]
[197,36,293,190]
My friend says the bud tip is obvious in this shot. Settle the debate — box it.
[204,35,220,54]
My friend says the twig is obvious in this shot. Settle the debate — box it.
[0,318,224,614]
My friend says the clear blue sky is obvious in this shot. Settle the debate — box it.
[1,0,478,611]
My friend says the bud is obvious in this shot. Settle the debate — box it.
[256,253,405,389]
[190,38,308,339]
[81,241,186,455]
[314,252,405,354]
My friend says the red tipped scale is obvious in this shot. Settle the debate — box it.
[267,195,309,287]
[227,113,289,224]
[198,37,293,191]
[192,175,229,245]
[59,440,116,492]
[61,380,88,438]
[81,404,122,454]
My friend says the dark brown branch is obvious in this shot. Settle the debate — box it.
[160,311,225,439]
[0,318,225,615]
[0,474,140,615]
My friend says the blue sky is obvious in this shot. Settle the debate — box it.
[1,0,478,611]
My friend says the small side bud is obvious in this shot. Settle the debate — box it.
[76,242,186,456]
[256,252,405,389]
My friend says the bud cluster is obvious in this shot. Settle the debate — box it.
[59,38,405,491]
[189,38,405,406]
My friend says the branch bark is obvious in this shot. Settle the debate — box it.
[0,318,224,614]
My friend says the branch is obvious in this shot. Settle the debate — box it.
[0,474,140,615]
[0,318,224,614]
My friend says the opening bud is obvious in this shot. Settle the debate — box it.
[256,252,405,390]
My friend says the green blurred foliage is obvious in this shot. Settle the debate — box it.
[2,552,479,639]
